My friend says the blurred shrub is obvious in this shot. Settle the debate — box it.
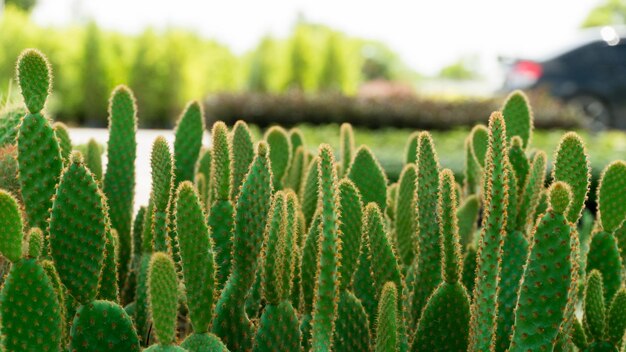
[205,90,583,130]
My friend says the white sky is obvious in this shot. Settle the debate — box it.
[31,0,598,79]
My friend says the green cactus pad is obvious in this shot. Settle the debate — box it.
[289,128,305,154]
[508,136,529,196]
[17,112,63,240]
[598,161,626,232]
[0,258,62,352]
[552,132,590,224]
[209,200,234,290]
[253,301,302,352]
[85,138,103,181]
[549,181,572,214]
[284,146,307,193]
[404,131,419,165]
[0,145,20,200]
[338,179,363,290]
[607,288,626,346]
[174,101,204,185]
[501,90,533,149]
[413,282,470,352]
[69,300,140,352]
[230,120,254,200]
[210,121,232,202]
[585,270,607,342]
[462,245,478,295]
[464,136,482,195]
[340,123,355,176]
[516,151,547,231]
[375,282,398,352]
[135,254,152,344]
[310,144,341,352]
[301,213,321,315]
[97,228,120,302]
[0,106,25,147]
[144,344,187,351]
[148,252,179,345]
[53,122,72,164]
[0,190,23,262]
[262,191,287,305]
[470,124,489,168]
[395,164,417,266]
[353,216,377,332]
[281,191,298,298]
[347,146,388,211]
[468,111,509,352]
[457,194,480,249]
[439,169,461,283]
[175,182,216,334]
[332,290,371,352]
[265,126,291,189]
[16,48,51,113]
[150,136,173,252]
[587,231,622,304]
[49,155,107,304]
[181,333,229,352]
[410,131,441,327]
[508,186,578,352]
[213,141,272,351]
[103,85,138,290]
[27,227,43,259]
[301,156,319,227]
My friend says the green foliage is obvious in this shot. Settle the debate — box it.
[213,142,272,351]
[81,21,109,124]
[501,90,533,149]
[148,252,179,346]
[376,282,398,352]
[310,144,341,352]
[468,112,509,352]
[70,300,140,352]
[0,190,23,262]
[0,259,62,352]
[552,132,590,224]
[347,146,388,211]
[49,154,107,304]
[103,85,137,291]
[581,0,626,27]
[175,181,216,334]
[53,122,72,164]
[508,182,578,352]
[174,101,204,185]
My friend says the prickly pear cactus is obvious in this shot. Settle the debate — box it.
[348,146,388,211]
[508,182,579,352]
[552,132,590,224]
[265,126,291,189]
[338,179,363,291]
[17,48,51,113]
[376,282,399,352]
[333,290,371,352]
[301,156,319,227]
[173,101,204,185]
[501,90,532,149]
[212,142,272,351]
[53,122,72,164]
[230,120,254,200]
[340,122,354,176]
[413,169,470,352]
[0,190,23,263]
[85,138,103,181]
[150,136,174,253]
[395,164,417,266]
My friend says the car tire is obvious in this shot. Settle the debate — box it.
[567,95,611,131]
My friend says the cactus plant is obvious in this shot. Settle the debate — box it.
[376,282,399,352]
[468,112,509,352]
[265,126,292,189]
[348,146,388,211]
[340,122,355,176]
[103,85,137,290]
[552,132,591,224]
[212,142,272,351]
[150,136,174,253]
[508,182,579,351]
[53,122,72,164]
[404,131,419,165]
[301,156,319,227]
[501,90,533,149]
[85,138,103,181]
[413,169,470,352]
[395,164,417,266]
[174,101,204,185]
[284,145,308,193]
[0,106,25,147]
[0,144,20,200]
[230,120,254,200]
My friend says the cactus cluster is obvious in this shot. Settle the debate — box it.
[4,48,626,352]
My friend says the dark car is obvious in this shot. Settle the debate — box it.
[501,26,626,130]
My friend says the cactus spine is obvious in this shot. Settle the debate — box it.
[173,101,204,185]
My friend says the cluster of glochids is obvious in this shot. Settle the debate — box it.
[1,48,626,352]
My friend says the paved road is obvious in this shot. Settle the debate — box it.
[69,128,211,213]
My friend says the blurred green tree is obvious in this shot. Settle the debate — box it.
[582,0,626,27]
[287,24,315,91]
[438,58,478,80]
[4,0,37,12]
[247,36,275,92]
[318,32,347,92]
[81,22,109,125]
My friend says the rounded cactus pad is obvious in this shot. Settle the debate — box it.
[148,252,179,345]
[17,112,63,236]
[69,300,140,352]
[608,288,626,346]
[230,120,254,200]
[585,270,607,341]
[548,181,572,215]
[253,301,301,352]
[0,190,23,262]
[375,282,398,352]
[27,227,43,259]
[181,333,229,351]
[586,231,622,304]
[340,122,355,175]
[333,290,371,352]
[598,161,626,232]
[1,259,62,352]
[347,145,388,211]
[49,156,107,304]
[210,121,232,201]
[176,181,217,333]
[53,122,72,164]
[338,179,363,290]
[16,49,51,113]
[262,191,287,305]
[552,132,590,224]
[395,164,417,266]
[174,101,204,185]
[264,126,291,189]
[501,90,533,149]
[469,124,489,167]
[439,169,462,284]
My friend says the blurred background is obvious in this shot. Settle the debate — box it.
[2,0,626,190]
